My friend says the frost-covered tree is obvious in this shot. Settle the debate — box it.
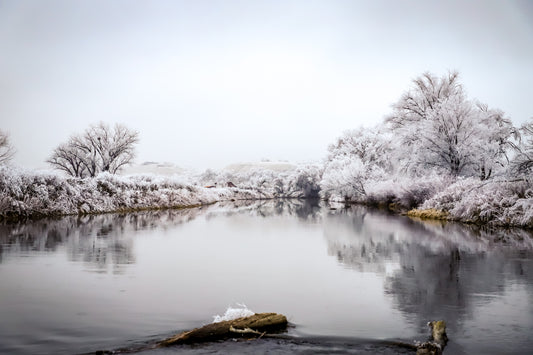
[474,103,518,179]
[0,130,15,164]
[511,117,533,175]
[321,127,392,200]
[47,139,87,178]
[325,127,392,171]
[321,156,369,200]
[386,71,515,179]
[48,122,139,178]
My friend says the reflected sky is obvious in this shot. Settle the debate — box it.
[0,201,532,354]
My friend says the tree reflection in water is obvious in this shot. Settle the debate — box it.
[0,200,320,274]
[1,200,531,334]
[324,205,533,335]
[0,208,204,273]
[207,198,322,221]
[0,201,532,354]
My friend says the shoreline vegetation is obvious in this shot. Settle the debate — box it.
[3,71,533,228]
[2,164,533,230]
[0,164,321,222]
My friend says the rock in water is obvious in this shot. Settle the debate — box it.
[158,312,288,346]
[428,320,448,345]
[416,341,443,355]
[416,320,448,355]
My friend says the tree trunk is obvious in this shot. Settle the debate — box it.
[158,313,288,346]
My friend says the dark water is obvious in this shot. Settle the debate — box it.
[1,200,532,354]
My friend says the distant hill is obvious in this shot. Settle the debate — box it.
[223,161,296,173]
[120,162,188,176]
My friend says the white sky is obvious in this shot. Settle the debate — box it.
[1,0,532,171]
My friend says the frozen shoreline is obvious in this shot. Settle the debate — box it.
[323,175,533,229]
[0,165,319,221]
[3,165,533,229]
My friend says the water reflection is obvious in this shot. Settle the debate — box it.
[1,201,532,354]
[209,198,322,221]
[0,208,205,273]
[324,205,533,336]
[0,200,320,274]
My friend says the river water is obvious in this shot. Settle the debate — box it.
[1,200,532,354]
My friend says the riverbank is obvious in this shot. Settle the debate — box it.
[407,177,533,228]
[0,166,321,222]
[0,167,276,222]
[3,165,533,229]
[325,176,533,229]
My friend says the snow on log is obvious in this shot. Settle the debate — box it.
[158,312,288,346]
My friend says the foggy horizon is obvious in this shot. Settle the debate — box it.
[1,0,532,172]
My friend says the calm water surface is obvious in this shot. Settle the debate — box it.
[1,200,532,354]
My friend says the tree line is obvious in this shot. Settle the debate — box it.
[1,70,532,184]
[323,71,533,193]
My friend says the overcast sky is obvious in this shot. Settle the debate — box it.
[1,0,532,171]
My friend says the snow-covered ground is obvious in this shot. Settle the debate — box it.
[3,163,533,228]
[0,163,322,220]
[419,177,533,227]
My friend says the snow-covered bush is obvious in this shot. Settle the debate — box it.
[198,162,322,198]
[321,162,451,210]
[320,156,373,202]
[320,126,392,202]
[0,166,285,220]
[364,173,452,210]
[421,178,533,227]
[0,166,80,218]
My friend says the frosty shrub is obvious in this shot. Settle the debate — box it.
[320,127,392,202]
[364,173,452,210]
[321,156,372,202]
[421,178,533,227]
[0,166,287,220]
[0,166,79,219]
[198,163,322,198]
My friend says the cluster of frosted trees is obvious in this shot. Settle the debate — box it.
[198,164,322,199]
[3,71,533,225]
[0,122,322,219]
[321,71,533,226]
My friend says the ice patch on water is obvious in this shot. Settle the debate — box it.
[213,303,254,323]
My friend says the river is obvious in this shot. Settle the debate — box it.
[1,200,532,354]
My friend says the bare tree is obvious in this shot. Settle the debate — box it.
[0,130,15,164]
[47,139,87,178]
[48,122,139,177]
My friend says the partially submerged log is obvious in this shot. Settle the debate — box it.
[158,312,288,346]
